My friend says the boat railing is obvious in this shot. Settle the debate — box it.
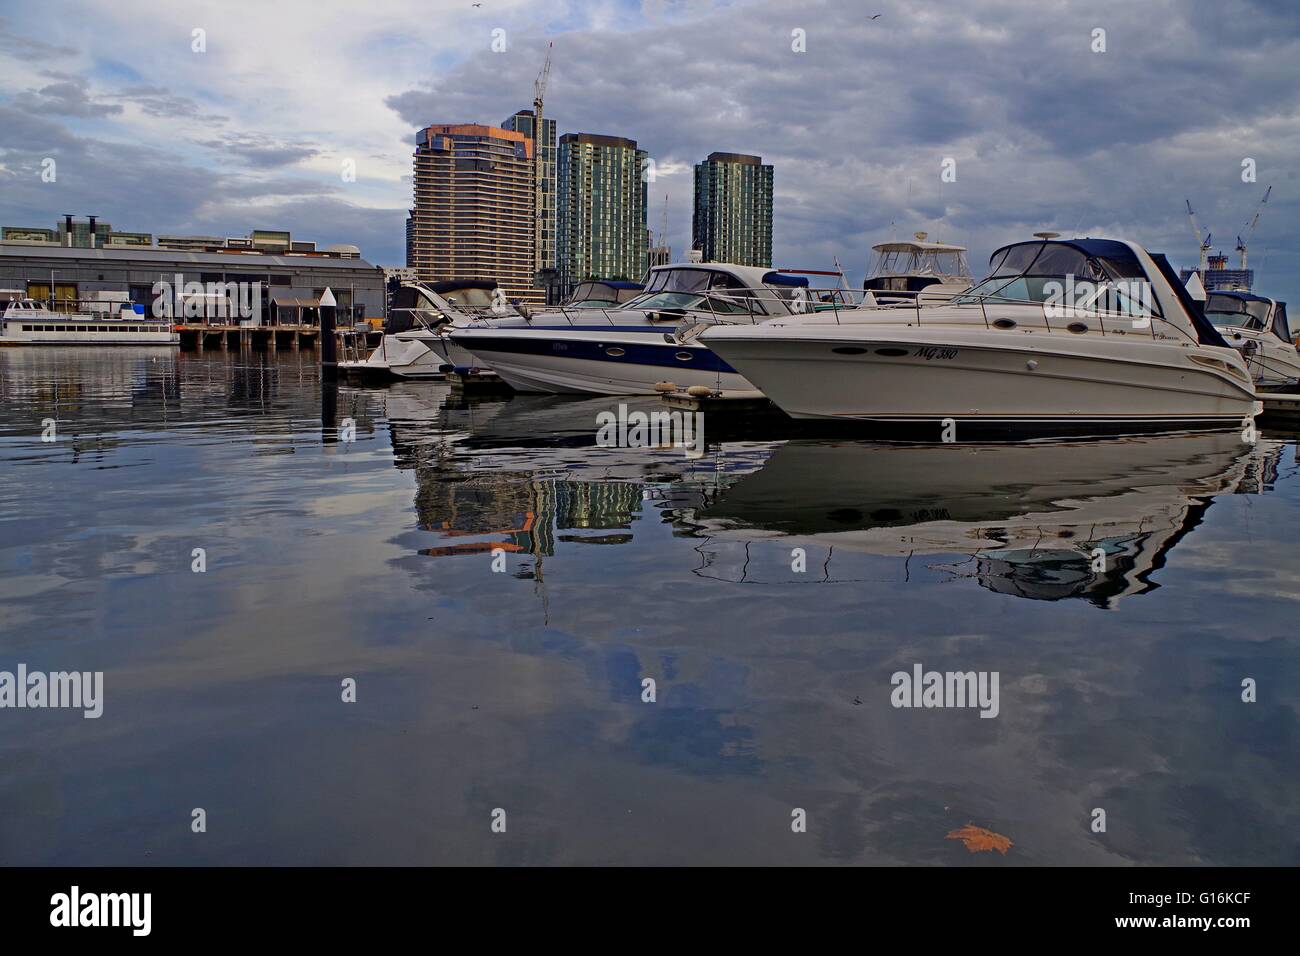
[780,287,968,326]
[336,328,375,364]
[505,284,865,329]
[804,282,1202,346]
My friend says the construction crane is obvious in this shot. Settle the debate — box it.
[532,42,553,276]
[1184,199,1211,275]
[660,193,669,256]
[1236,185,1271,271]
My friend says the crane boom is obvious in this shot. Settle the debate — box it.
[1236,185,1271,271]
[1184,199,1211,274]
[532,43,553,277]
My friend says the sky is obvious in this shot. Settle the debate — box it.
[0,0,1297,298]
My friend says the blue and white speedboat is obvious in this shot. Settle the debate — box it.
[446,263,843,395]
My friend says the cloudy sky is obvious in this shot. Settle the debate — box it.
[1,0,1296,298]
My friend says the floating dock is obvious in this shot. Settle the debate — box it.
[1259,391,1300,425]
[659,388,774,414]
[446,368,511,393]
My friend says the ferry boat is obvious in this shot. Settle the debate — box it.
[1,298,177,346]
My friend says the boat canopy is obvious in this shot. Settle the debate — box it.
[866,238,970,295]
[966,238,1230,348]
[428,279,498,295]
[1205,291,1292,342]
[760,271,810,288]
[624,264,808,316]
[565,280,645,306]
[1147,252,1230,348]
[385,283,459,333]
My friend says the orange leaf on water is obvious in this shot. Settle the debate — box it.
[945,824,1013,855]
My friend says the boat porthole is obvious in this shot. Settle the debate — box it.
[1067,322,1088,334]
[605,347,626,357]
[993,318,1017,329]
[675,351,693,361]
[874,347,908,357]
[832,346,869,355]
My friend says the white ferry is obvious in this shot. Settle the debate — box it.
[1,298,178,346]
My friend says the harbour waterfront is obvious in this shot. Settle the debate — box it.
[1,349,1297,865]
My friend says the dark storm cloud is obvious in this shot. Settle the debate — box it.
[383,0,1300,296]
[12,76,122,118]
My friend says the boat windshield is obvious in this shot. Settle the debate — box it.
[625,290,754,315]
[871,248,968,278]
[567,282,642,307]
[623,268,772,316]
[1204,294,1270,332]
[953,241,1157,317]
[441,287,496,308]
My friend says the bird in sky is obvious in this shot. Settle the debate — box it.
[869,13,882,19]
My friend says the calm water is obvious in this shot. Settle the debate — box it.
[1,348,1297,866]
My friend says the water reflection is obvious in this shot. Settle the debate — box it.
[391,388,1284,607]
[385,386,777,563]
[685,434,1283,605]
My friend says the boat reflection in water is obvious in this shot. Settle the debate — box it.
[382,385,777,563]
[384,384,1281,606]
[683,432,1281,605]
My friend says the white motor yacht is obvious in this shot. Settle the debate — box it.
[699,237,1259,433]
[339,280,520,379]
[1202,291,1299,391]
[444,262,851,395]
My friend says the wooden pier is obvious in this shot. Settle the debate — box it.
[176,324,320,352]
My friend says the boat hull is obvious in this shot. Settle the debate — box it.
[0,324,176,346]
[1222,328,1300,391]
[339,334,447,380]
[700,326,1258,431]
[449,327,753,395]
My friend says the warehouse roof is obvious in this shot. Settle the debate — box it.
[0,244,378,271]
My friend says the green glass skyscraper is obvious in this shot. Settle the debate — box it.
[557,133,649,295]
[692,152,773,267]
